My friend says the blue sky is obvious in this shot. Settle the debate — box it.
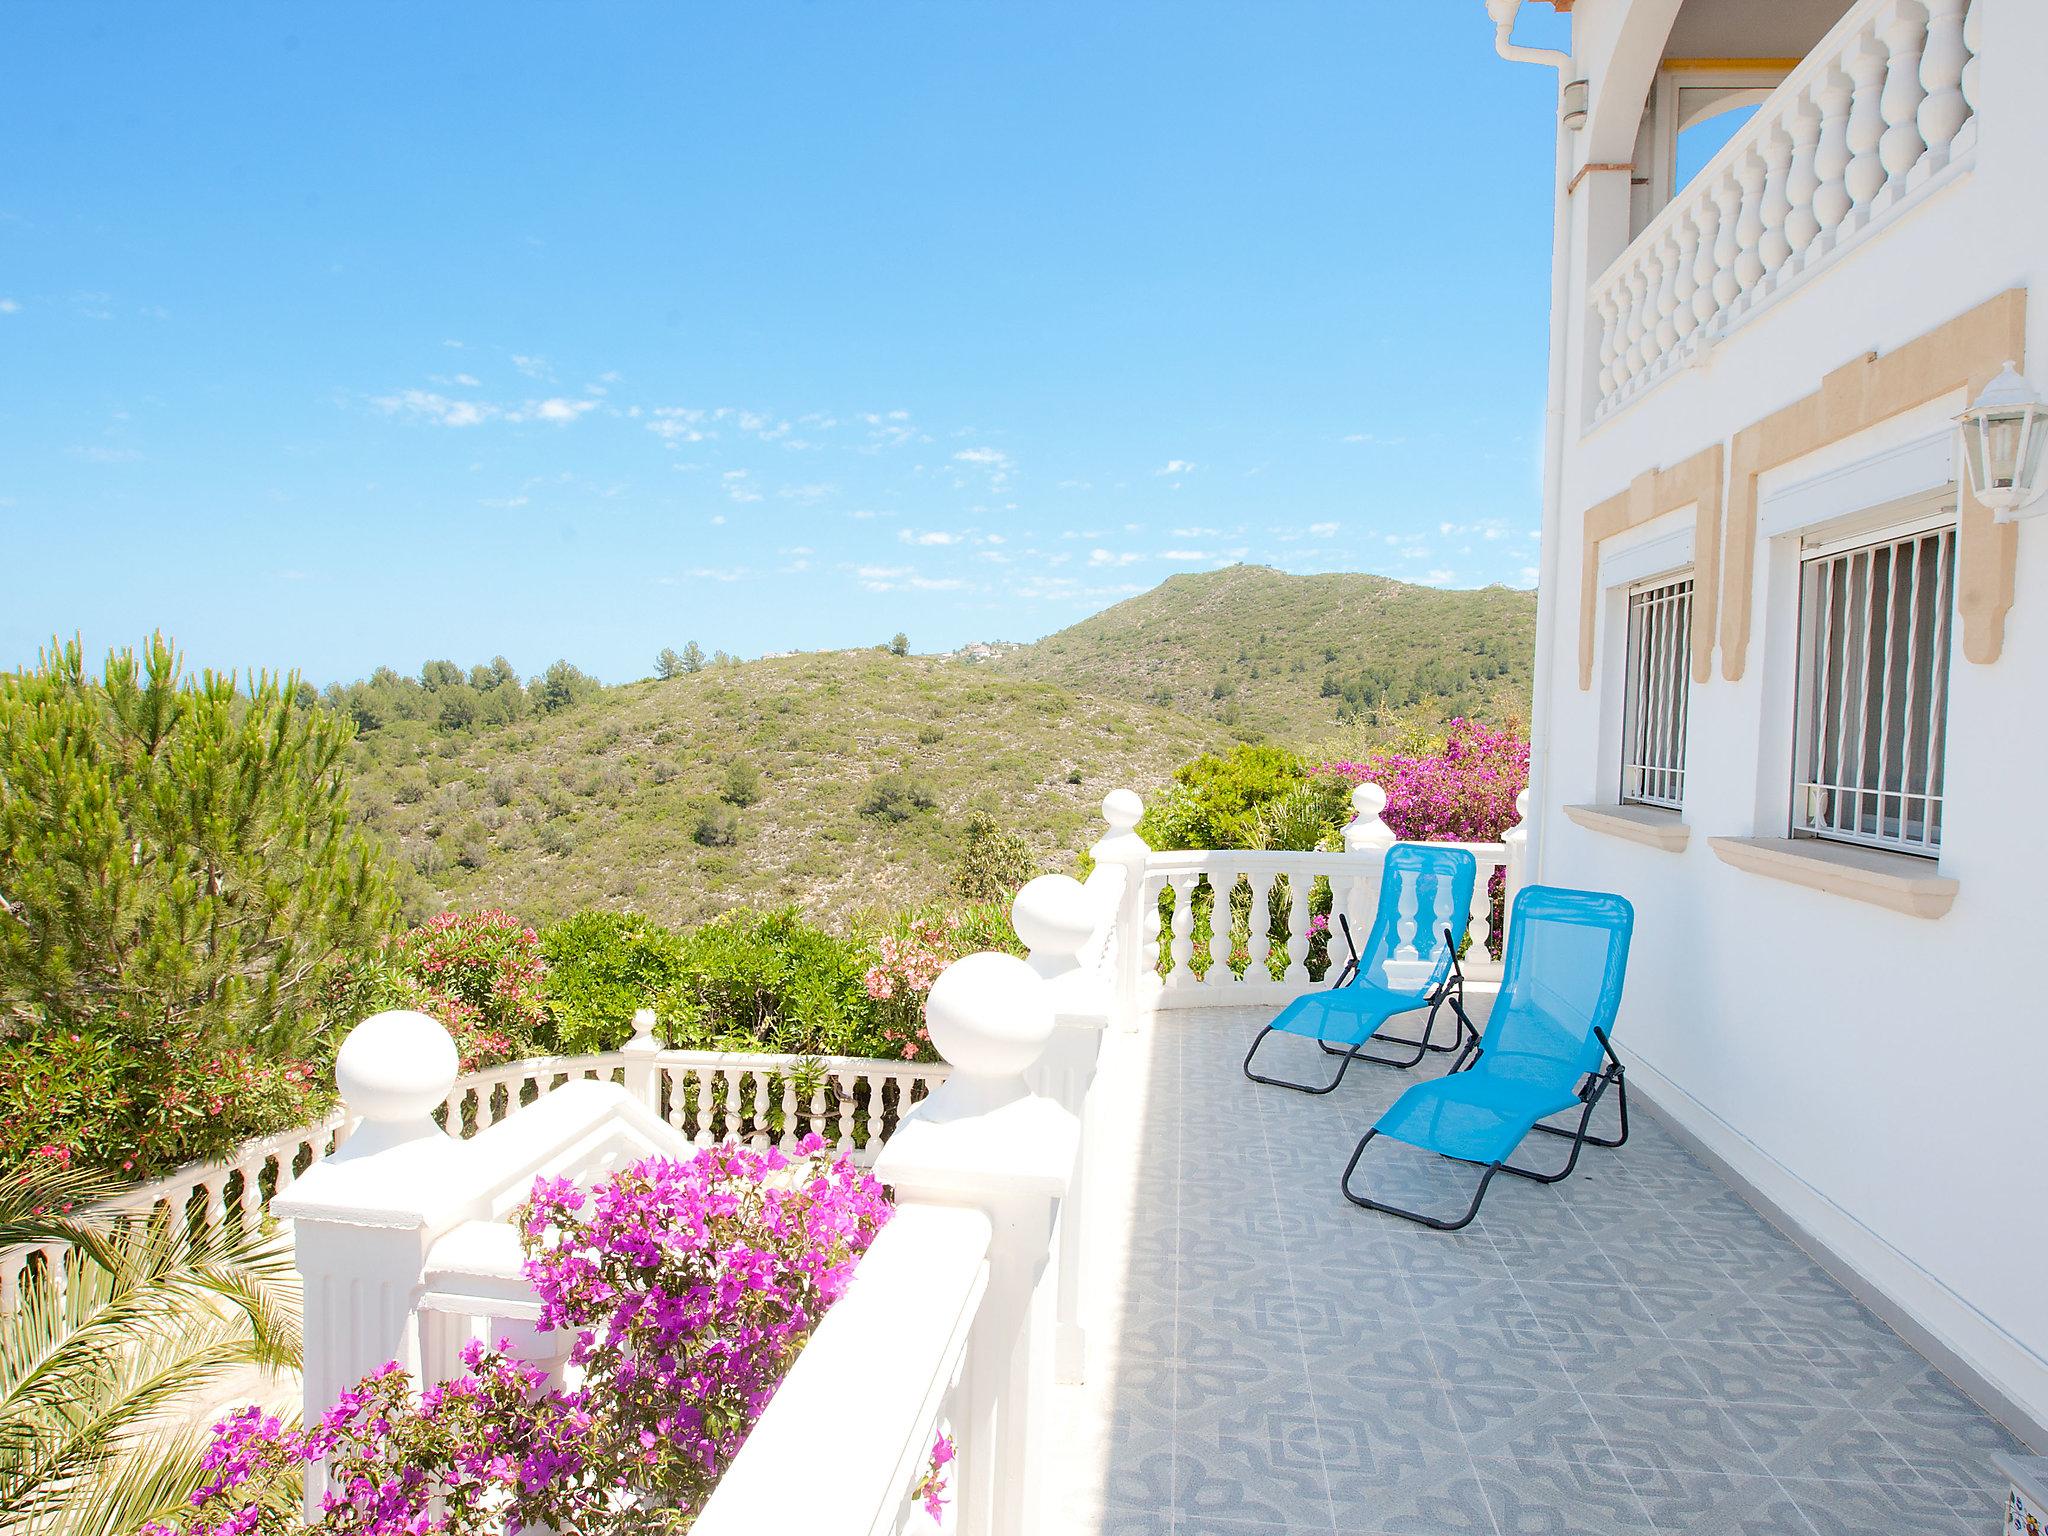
[1,2,1570,686]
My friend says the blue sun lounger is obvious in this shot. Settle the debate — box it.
[1341,884,1634,1230]
[1241,844,1480,1095]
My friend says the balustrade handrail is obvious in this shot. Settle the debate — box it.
[1589,0,1980,419]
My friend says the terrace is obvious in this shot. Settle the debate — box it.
[27,787,2031,1535]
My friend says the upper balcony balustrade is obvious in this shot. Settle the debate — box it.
[1589,0,1982,426]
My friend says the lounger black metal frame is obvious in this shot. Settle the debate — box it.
[1241,924,1481,1095]
[1337,1026,1630,1231]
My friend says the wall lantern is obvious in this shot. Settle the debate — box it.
[1957,362,2048,521]
[1560,78,1590,130]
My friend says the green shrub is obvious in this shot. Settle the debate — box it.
[951,810,1038,903]
[722,760,762,807]
[860,770,937,822]
[539,911,697,1055]
[1137,742,1308,851]
[694,802,741,847]
[671,908,871,1053]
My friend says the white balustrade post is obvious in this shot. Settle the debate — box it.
[1783,95,1824,264]
[1917,0,1970,160]
[1844,33,1892,221]
[875,954,1080,1536]
[1014,875,1112,1387]
[1502,789,1531,957]
[271,1011,464,1517]
[1813,68,1856,247]
[1959,0,1982,122]
[1088,790,1152,1031]
[1877,1,1930,198]
[1341,781,1395,949]
[620,1007,663,1113]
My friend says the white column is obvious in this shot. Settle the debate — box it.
[1783,95,1824,264]
[271,1010,465,1517]
[1088,790,1151,1030]
[876,954,1079,1536]
[1812,67,1856,248]
[1845,34,1892,220]
[1014,875,1112,1387]
[1758,124,1794,282]
[620,1007,662,1112]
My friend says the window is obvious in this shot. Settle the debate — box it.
[1793,521,1954,857]
[1621,576,1693,809]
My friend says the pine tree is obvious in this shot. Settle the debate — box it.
[0,634,401,1052]
[654,647,685,680]
[681,641,706,673]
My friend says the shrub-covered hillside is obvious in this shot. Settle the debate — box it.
[994,564,1535,738]
[346,649,1231,928]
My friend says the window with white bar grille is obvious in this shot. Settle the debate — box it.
[1792,522,1954,857]
[1620,576,1692,809]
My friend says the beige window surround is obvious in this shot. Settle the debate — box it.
[1563,803,1690,852]
[1707,836,1959,919]
[1574,288,2028,691]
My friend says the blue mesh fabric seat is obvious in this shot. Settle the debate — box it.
[1242,844,1479,1095]
[1341,885,1635,1230]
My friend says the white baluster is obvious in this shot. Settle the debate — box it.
[1140,875,1165,983]
[808,1079,828,1146]
[1845,33,1892,220]
[1918,0,1970,159]
[1245,870,1274,983]
[1615,266,1646,387]
[1813,67,1856,247]
[1652,229,1682,361]
[1632,244,1664,376]
[202,1178,226,1235]
[778,1075,798,1151]
[1283,875,1311,986]
[1393,869,1420,964]
[1689,197,1722,334]
[1468,863,1497,967]
[1758,124,1794,282]
[1710,172,1744,314]
[835,1072,855,1153]
[1430,874,1457,964]
[723,1070,743,1144]
[1166,875,1197,987]
[1595,285,1622,401]
[694,1071,717,1147]
[1206,866,1235,984]
[1670,215,1700,344]
[1958,0,1981,122]
[1732,148,1768,297]
[1878,2,1930,195]
[1784,94,1824,264]
[751,1071,770,1148]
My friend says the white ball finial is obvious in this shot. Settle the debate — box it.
[1351,781,1388,820]
[1012,874,1096,966]
[1513,788,1530,823]
[924,952,1055,1079]
[1100,789,1142,833]
[334,1010,459,1125]
[630,1007,659,1046]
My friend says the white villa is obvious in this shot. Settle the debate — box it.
[15,2,2046,1533]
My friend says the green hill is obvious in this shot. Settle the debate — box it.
[991,565,1535,740]
[345,650,1231,930]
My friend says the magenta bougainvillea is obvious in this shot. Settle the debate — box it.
[1320,718,1529,844]
[150,1136,893,1536]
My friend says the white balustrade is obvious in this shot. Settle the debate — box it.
[1588,0,1981,421]
[1132,782,1524,1013]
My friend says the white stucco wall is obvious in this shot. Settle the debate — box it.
[1530,0,2048,1439]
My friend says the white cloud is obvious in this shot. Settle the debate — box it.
[479,495,530,509]
[0,299,17,315]
[1308,521,1340,537]
[899,529,961,546]
[648,407,708,443]
[510,353,549,379]
[69,445,141,462]
[1088,548,1140,568]
[1159,549,1211,562]
[1154,459,1196,476]
[528,397,595,424]
[721,470,763,504]
[710,514,727,526]
[372,389,493,427]
[954,446,1011,468]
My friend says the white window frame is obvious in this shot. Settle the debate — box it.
[1789,511,1955,859]
[1619,574,1693,810]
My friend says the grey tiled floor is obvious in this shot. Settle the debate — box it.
[1061,1007,2027,1535]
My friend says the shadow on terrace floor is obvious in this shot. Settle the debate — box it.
[1048,1005,2025,1536]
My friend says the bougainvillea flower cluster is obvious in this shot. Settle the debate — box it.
[147,1136,893,1536]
